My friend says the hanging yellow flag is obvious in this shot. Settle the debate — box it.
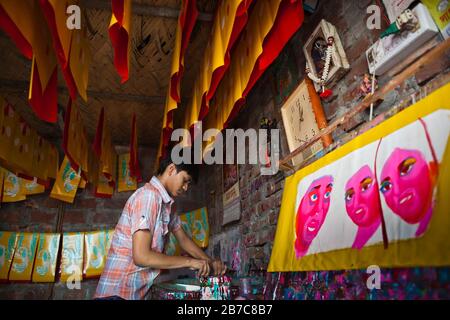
[118,153,136,192]
[0,231,18,281]
[0,0,59,123]
[23,177,45,196]
[49,156,81,203]
[83,231,109,278]
[95,171,114,198]
[47,144,59,180]
[32,233,60,283]
[9,119,36,177]
[31,136,50,184]
[180,207,210,248]
[9,232,38,281]
[70,29,91,102]
[60,232,84,283]
[2,168,26,203]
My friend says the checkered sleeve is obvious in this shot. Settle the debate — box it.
[130,191,160,235]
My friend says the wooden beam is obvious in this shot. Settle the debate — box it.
[0,78,166,104]
[279,38,450,169]
[80,0,213,21]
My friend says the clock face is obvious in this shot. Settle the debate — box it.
[281,81,323,166]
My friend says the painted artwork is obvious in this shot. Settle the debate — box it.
[0,232,17,281]
[269,83,450,271]
[50,156,81,203]
[83,231,109,278]
[117,153,137,192]
[60,233,84,283]
[180,207,209,248]
[1,168,26,202]
[165,208,210,256]
[32,233,60,282]
[9,233,38,281]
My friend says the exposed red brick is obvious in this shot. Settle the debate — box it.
[63,210,89,225]
[30,210,57,225]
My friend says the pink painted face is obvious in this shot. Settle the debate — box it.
[295,175,333,254]
[380,148,432,224]
[345,165,381,227]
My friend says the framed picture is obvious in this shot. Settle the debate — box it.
[281,79,331,167]
[303,19,350,90]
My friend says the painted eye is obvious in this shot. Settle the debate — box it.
[360,177,373,192]
[345,189,354,202]
[380,179,392,193]
[324,191,331,199]
[310,193,318,202]
[399,157,416,176]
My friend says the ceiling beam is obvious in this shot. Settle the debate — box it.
[80,0,213,22]
[0,78,166,105]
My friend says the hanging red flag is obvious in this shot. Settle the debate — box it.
[109,0,132,83]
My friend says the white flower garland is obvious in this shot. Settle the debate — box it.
[307,38,335,87]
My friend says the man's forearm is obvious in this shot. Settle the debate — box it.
[134,249,193,269]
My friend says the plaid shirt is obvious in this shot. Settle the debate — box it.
[94,176,181,300]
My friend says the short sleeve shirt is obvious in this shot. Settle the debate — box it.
[94,176,181,300]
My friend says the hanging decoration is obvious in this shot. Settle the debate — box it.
[108,0,132,83]
[9,233,38,281]
[59,232,84,283]
[83,231,110,278]
[157,0,198,164]
[0,231,18,281]
[32,233,60,283]
[117,153,137,192]
[303,19,350,99]
[49,156,81,204]
[0,0,58,123]
[1,168,26,203]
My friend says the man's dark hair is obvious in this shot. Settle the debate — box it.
[156,146,199,183]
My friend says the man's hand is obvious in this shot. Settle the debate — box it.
[188,259,210,277]
[209,259,227,276]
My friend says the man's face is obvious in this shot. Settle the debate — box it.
[167,167,192,197]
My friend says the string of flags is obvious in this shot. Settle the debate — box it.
[0,207,210,283]
[0,230,114,283]
[0,96,141,205]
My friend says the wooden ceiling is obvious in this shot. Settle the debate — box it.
[0,0,218,147]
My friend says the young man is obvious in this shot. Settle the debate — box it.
[94,157,227,300]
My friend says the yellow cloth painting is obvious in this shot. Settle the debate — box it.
[117,153,137,192]
[268,83,450,272]
[50,156,81,203]
[32,233,60,283]
[0,231,18,281]
[60,232,84,283]
[9,233,38,281]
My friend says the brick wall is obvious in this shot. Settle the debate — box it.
[204,0,450,298]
